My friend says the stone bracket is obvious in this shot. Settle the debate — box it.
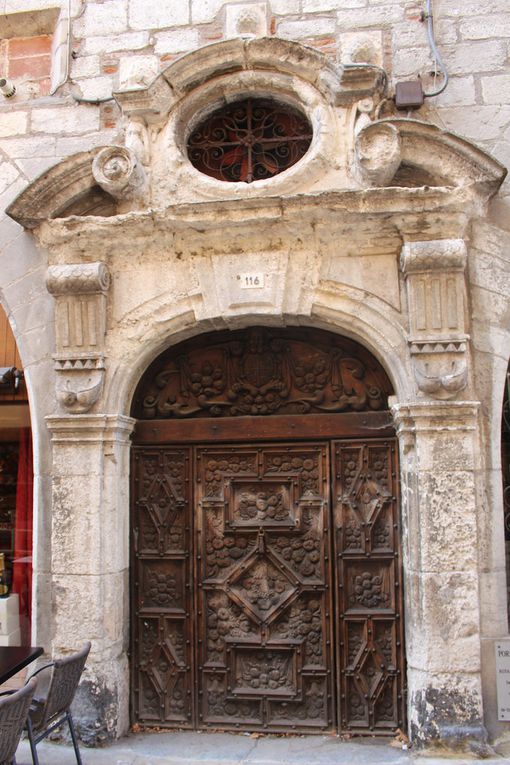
[401,239,469,400]
[46,263,110,414]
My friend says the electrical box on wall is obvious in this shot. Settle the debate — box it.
[395,80,424,110]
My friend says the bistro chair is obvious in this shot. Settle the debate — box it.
[25,641,91,765]
[0,677,38,765]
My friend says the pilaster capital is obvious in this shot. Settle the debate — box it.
[390,399,480,436]
[46,262,110,296]
[400,238,467,275]
[46,414,136,444]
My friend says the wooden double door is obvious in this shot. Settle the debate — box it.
[131,437,405,734]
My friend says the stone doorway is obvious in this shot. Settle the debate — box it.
[130,327,406,735]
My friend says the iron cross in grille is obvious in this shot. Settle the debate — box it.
[187,98,313,183]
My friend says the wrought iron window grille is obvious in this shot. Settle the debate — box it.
[187,98,313,183]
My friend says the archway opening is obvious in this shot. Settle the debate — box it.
[129,326,405,736]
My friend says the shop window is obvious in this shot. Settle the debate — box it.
[0,430,32,644]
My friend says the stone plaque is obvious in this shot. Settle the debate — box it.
[496,641,510,721]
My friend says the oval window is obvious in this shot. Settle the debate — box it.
[187,98,313,183]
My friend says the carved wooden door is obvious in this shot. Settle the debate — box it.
[195,443,334,731]
[332,439,405,734]
[131,437,404,734]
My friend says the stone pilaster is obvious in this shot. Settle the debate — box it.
[46,414,135,744]
[391,400,486,750]
[401,239,469,400]
[46,263,110,414]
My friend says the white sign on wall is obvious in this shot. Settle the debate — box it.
[496,641,510,721]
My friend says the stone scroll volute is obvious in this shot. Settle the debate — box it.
[400,239,469,400]
[46,262,110,414]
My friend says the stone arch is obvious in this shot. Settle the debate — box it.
[106,289,411,421]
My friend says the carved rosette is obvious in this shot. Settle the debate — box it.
[92,145,146,200]
[401,239,469,400]
[46,262,110,414]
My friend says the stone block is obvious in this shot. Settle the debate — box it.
[0,162,19,196]
[76,75,114,101]
[129,0,189,30]
[225,3,268,38]
[15,155,64,180]
[406,470,479,573]
[407,668,484,744]
[459,13,510,40]
[73,0,128,38]
[433,75,477,108]
[190,0,223,24]
[52,573,124,650]
[269,0,300,12]
[481,74,510,105]
[83,30,149,55]
[444,40,508,75]
[118,54,159,90]
[154,27,200,56]
[339,30,383,66]
[0,134,57,158]
[436,105,510,142]
[70,54,101,80]
[277,15,336,39]
[304,0,364,9]
[392,45,432,78]
[31,105,100,134]
[405,571,481,674]
[0,111,28,138]
[336,4,404,27]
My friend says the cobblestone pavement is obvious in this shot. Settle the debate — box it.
[14,731,510,765]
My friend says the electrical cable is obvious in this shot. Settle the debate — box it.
[422,0,449,97]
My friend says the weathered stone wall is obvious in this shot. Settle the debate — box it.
[0,0,509,751]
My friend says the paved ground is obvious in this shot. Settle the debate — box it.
[14,731,510,765]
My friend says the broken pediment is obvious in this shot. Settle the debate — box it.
[5,37,507,229]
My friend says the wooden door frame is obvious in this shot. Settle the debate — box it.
[130,409,405,733]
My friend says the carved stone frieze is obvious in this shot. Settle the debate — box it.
[401,239,469,400]
[46,262,110,414]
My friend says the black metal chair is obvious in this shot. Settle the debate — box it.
[25,641,91,765]
[0,677,38,765]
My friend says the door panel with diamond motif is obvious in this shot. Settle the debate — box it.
[332,439,405,734]
[195,444,334,732]
[131,447,195,726]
